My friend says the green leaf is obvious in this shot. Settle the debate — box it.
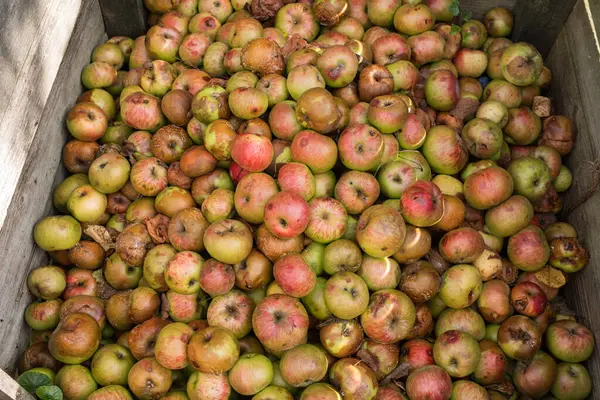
[463,11,472,21]
[17,372,52,394]
[449,0,460,16]
[450,24,461,35]
[36,385,63,400]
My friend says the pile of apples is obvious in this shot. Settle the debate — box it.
[21,0,595,399]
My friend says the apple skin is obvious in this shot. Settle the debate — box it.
[405,365,452,400]
[231,133,274,172]
[127,357,173,399]
[55,365,98,400]
[264,191,310,239]
[291,130,338,174]
[207,289,255,338]
[435,307,485,340]
[358,255,401,291]
[360,289,416,344]
[497,315,542,360]
[273,253,316,298]
[438,264,483,309]
[324,272,370,320]
[234,172,279,224]
[546,320,595,363]
[229,353,273,396]
[27,266,66,300]
[421,125,468,175]
[472,340,508,386]
[277,162,316,201]
[49,312,101,364]
[464,166,514,210]
[90,344,135,386]
[485,195,534,237]
[433,330,481,378]
[513,350,557,398]
[301,277,332,321]
[425,69,460,111]
[507,225,550,272]
[204,219,253,264]
[305,196,348,244]
[508,156,552,202]
[329,357,378,400]
[34,216,82,252]
[187,371,231,400]
[335,171,381,215]
[187,326,239,373]
[164,251,204,295]
[551,362,592,400]
[501,42,543,86]
[252,294,310,355]
[400,181,444,227]
[67,184,107,223]
[356,204,406,258]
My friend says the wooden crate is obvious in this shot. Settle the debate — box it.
[0,0,598,397]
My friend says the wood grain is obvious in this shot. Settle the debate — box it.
[460,0,517,19]
[0,369,33,400]
[512,0,578,57]
[98,0,147,38]
[0,0,84,232]
[0,0,106,374]
[546,0,600,396]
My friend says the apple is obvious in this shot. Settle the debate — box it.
[274,253,316,298]
[233,172,278,224]
[187,326,239,373]
[405,365,452,400]
[464,166,514,210]
[305,196,348,243]
[278,162,316,201]
[433,330,481,378]
[90,344,135,386]
[55,365,97,400]
[204,219,253,264]
[329,357,378,400]
[301,277,331,321]
[67,184,107,223]
[264,191,310,239]
[401,181,444,227]
[324,272,369,320]
[513,350,557,398]
[439,264,482,309]
[356,204,406,258]
[551,362,592,400]
[546,320,595,362]
[498,315,542,360]
[49,312,100,364]
[252,294,309,354]
[231,133,274,172]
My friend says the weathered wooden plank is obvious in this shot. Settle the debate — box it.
[0,369,33,400]
[546,0,600,396]
[460,0,517,20]
[0,0,106,373]
[98,0,148,38]
[512,0,578,57]
[0,0,86,232]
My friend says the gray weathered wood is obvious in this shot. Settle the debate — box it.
[512,0,578,57]
[0,0,599,397]
[98,0,148,38]
[0,369,34,400]
[0,0,106,374]
[546,0,600,396]
[459,0,517,20]
[0,0,85,233]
